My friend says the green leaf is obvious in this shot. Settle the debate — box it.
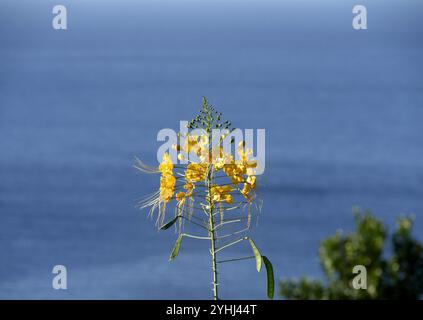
[248,238,262,272]
[169,234,183,261]
[262,256,275,299]
[160,215,180,230]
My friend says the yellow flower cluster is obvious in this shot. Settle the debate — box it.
[185,163,207,182]
[217,142,257,202]
[173,134,210,162]
[159,153,175,203]
[241,173,256,202]
[174,182,195,206]
[158,134,258,206]
[211,185,233,204]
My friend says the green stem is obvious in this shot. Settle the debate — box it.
[206,164,219,300]
[215,237,246,253]
[209,210,219,300]
[202,98,219,300]
[182,233,211,240]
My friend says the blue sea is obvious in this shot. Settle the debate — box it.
[0,0,422,299]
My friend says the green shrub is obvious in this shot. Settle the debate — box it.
[280,209,423,299]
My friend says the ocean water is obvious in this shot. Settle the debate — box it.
[0,0,422,299]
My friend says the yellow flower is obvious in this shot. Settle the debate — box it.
[237,142,257,169]
[211,185,233,204]
[246,175,256,189]
[223,194,233,204]
[160,173,175,202]
[184,134,200,153]
[213,151,232,171]
[185,163,207,182]
[184,182,195,196]
[159,153,174,173]
[159,153,175,203]
[223,163,245,185]
[241,174,256,202]
[176,192,186,202]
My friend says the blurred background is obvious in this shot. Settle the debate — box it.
[0,0,422,299]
